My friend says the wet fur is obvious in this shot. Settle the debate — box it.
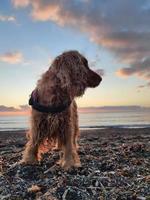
[21,50,101,169]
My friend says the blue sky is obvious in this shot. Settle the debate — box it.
[0,0,150,111]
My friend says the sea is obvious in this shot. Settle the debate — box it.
[0,109,150,131]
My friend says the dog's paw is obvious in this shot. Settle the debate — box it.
[74,161,81,168]
[61,162,72,170]
[56,159,63,166]
[61,160,81,170]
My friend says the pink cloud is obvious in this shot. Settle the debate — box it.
[116,58,150,79]
[12,0,30,8]
[0,52,23,64]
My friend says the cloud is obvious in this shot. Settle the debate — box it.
[12,0,30,8]
[0,52,23,64]
[89,54,105,76]
[0,14,16,22]
[12,0,150,85]
[117,58,150,78]
[137,81,150,90]
[95,69,105,77]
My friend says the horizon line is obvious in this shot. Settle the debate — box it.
[0,105,150,116]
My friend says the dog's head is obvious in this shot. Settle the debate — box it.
[51,50,102,97]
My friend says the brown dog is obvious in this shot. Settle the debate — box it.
[21,50,102,169]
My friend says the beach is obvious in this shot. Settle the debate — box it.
[0,128,150,200]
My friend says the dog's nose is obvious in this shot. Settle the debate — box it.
[93,74,102,87]
[98,75,102,83]
[87,70,102,88]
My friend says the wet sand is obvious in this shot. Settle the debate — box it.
[0,128,150,199]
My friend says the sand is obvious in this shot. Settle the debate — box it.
[0,128,150,200]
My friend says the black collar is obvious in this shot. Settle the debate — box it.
[29,89,71,114]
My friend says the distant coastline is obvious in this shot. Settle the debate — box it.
[0,105,150,116]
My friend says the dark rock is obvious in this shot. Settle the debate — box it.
[62,187,91,200]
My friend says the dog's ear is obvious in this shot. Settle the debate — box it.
[51,56,72,90]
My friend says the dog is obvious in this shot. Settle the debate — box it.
[21,50,102,170]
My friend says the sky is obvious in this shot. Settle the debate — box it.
[0,0,150,113]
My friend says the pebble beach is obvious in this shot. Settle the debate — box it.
[0,128,150,200]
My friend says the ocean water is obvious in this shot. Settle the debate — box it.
[0,110,150,131]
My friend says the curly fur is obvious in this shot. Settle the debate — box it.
[21,50,102,169]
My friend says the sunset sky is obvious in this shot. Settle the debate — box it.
[0,0,150,113]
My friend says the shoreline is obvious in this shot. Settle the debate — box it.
[0,128,150,199]
[0,127,150,136]
[1,123,150,132]
[0,127,150,145]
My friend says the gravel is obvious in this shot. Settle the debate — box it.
[0,128,150,200]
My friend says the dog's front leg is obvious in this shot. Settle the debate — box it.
[61,130,81,170]
[20,110,42,164]
[20,139,39,164]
